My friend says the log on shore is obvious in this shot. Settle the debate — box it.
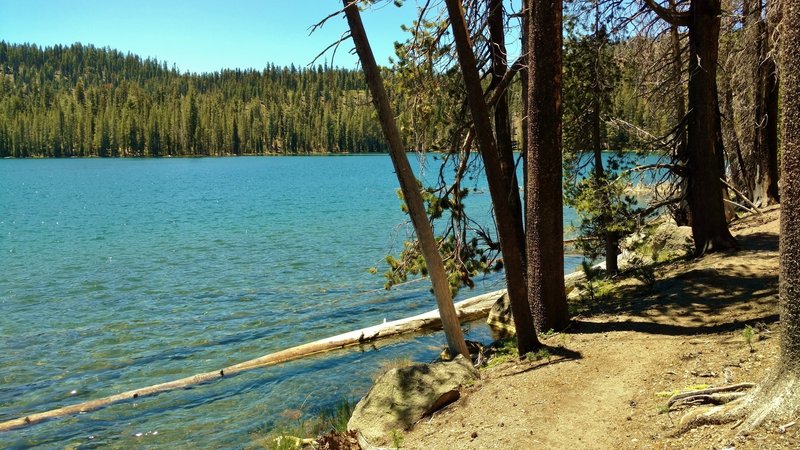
[0,289,505,432]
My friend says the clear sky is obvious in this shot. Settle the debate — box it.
[0,0,421,73]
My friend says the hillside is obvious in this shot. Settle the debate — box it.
[0,42,386,157]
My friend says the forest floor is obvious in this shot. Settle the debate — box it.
[401,205,796,449]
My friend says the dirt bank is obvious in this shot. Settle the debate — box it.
[403,206,795,449]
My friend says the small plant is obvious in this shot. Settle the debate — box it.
[540,328,556,340]
[743,325,757,352]
[318,400,355,433]
[577,262,617,303]
[389,428,404,449]
[484,337,519,368]
[249,398,357,450]
[627,256,656,288]
[524,347,552,362]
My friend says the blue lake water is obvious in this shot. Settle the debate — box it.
[0,155,589,448]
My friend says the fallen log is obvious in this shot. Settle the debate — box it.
[0,290,505,432]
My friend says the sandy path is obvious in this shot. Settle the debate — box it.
[402,207,793,449]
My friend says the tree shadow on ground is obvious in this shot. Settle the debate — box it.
[570,231,779,337]
[499,345,584,377]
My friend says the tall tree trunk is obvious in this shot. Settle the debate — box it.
[525,0,570,332]
[444,0,541,353]
[720,66,751,198]
[686,0,738,254]
[779,0,800,375]
[342,0,469,359]
[762,54,780,204]
[756,0,781,205]
[669,22,692,226]
[521,3,530,206]
[732,1,800,429]
[589,25,618,276]
[488,0,525,259]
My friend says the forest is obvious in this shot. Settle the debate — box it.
[2,0,800,447]
[0,42,390,156]
[0,36,671,158]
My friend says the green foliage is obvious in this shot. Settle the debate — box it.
[383,183,498,294]
[743,325,757,353]
[0,42,389,157]
[562,18,619,154]
[625,255,657,288]
[524,347,552,362]
[576,260,617,302]
[485,337,519,368]
[249,399,355,450]
[389,428,404,449]
[318,400,355,434]
[565,159,642,267]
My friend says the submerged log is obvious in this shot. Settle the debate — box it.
[0,290,505,432]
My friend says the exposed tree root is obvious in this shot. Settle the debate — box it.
[676,370,800,436]
[671,392,747,408]
[667,383,755,408]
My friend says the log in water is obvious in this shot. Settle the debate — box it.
[0,290,505,432]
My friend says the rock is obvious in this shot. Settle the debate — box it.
[486,270,589,336]
[621,220,693,264]
[486,292,515,336]
[348,356,479,447]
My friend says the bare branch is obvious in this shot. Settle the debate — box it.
[642,0,691,27]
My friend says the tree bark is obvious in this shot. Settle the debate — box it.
[488,0,525,261]
[342,0,468,359]
[755,0,780,205]
[732,2,800,429]
[444,0,541,354]
[685,0,738,254]
[779,0,800,374]
[525,0,570,332]
[669,21,691,226]
[588,25,618,277]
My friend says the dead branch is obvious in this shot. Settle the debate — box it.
[719,178,763,215]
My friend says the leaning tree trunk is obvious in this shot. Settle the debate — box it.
[686,0,738,254]
[525,0,570,332]
[488,0,525,259]
[444,0,541,354]
[342,0,469,359]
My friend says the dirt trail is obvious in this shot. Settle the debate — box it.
[404,206,797,449]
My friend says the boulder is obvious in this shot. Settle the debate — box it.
[486,292,515,336]
[486,272,588,336]
[622,220,693,264]
[348,356,478,448]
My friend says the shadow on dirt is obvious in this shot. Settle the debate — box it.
[570,231,779,337]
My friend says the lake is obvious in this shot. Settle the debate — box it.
[0,155,586,448]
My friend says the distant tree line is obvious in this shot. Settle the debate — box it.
[0,41,390,157]
[0,39,677,159]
